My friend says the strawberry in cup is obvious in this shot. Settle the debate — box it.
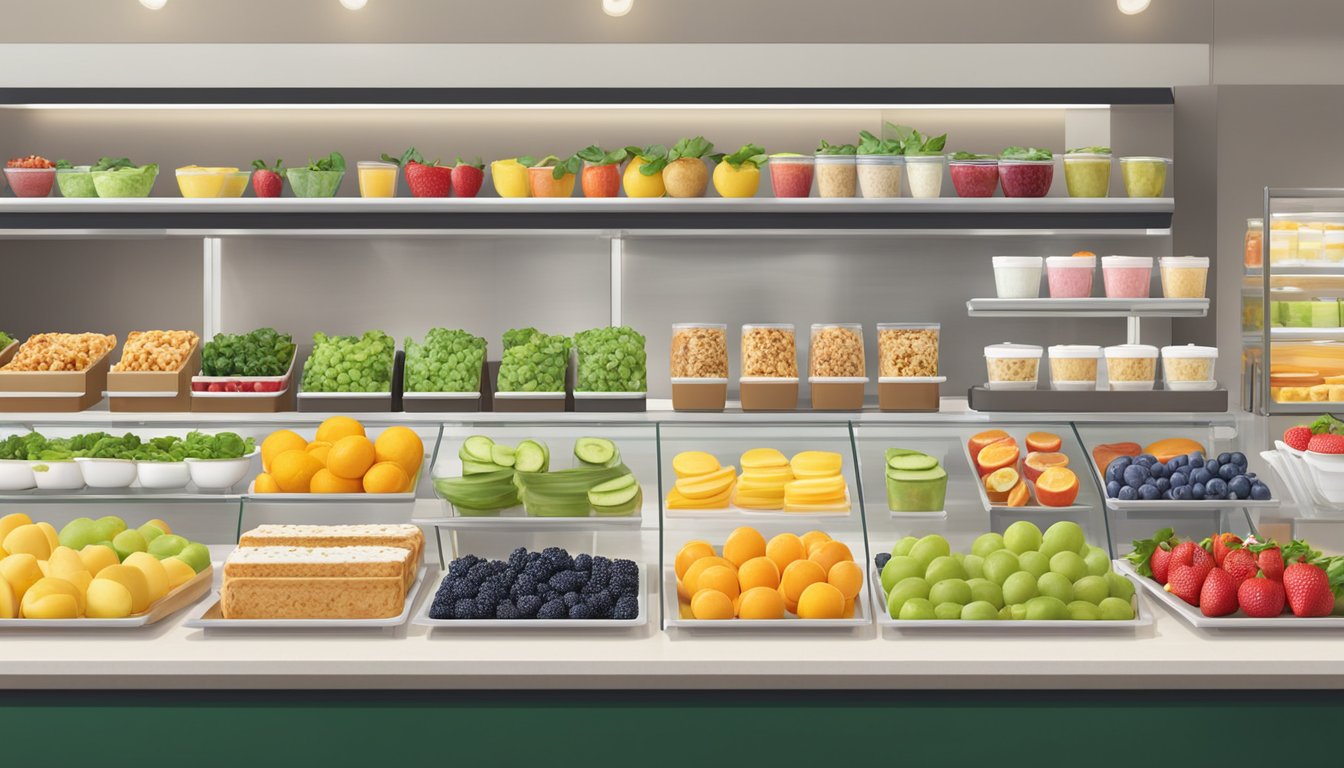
[251,159,284,198]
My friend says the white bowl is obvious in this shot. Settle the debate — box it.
[185,450,257,490]
[1302,451,1344,504]
[73,457,137,489]
[30,461,85,491]
[137,460,191,490]
[0,459,35,491]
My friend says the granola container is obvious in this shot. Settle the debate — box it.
[671,322,728,411]
[1159,256,1209,299]
[815,154,857,198]
[1047,345,1101,391]
[1161,344,1218,391]
[984,343,1042,391]
[1103,344,1158,391]
[740,323,798,411]
[808,323,867,410]
[877,323,942,412]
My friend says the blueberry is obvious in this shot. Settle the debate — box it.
[1149,462,1168,479]
[1161,490,1174,499]
[1138,484,1160,501]
[1205,477,1228,499]
[875,552,892,570]
[1123,464,1151,489]
[1117,485,1138,501]
[1172,485,1193,500]
[1187,452,1204,468]
[1155,477,1171,494]
[1228,476,1251,499]
[1111,456,1133,470]
[1170,471,1188,488]
[1205,460,1220,477]
[1106,459,1130,483]
[1138,454,1157,465]
[1231,452,1248,469]
[1251,483,1272,501]
[1169,455,1187,468]
[1217,452,1232,465]
[1191,482,1205,500]
[1191,468,1212,485]
[1219,463,1238,481]
[1107,480,1122,498]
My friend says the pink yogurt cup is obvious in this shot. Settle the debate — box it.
[1046,255,1095,298]
[1101,256,1153,299]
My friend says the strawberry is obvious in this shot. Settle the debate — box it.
[1307,433,1344,454]
[1251,542,1285,582]
[1126,527,1178,584]
[1222,548,1259,586]
[1170,540,1215,577]
[405,160,452,198]
[1238,575,1286,617]
[1283,562,1335,617]
[452,157,484,198]
[1151,546,1173,585]
[1199,568,1238,617]
[251,159,283,198]
[1207,533,1242,566]
[1283,425,1312,451]
[1165,562,1207,606]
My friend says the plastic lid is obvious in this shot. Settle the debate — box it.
[743,323,794,330]
[672,322,727,330]
[1160,256,1209,268]
[904,154,945,163]
[999,158,1053,165]
[813,154,856,163]
[1104,344,1159,359]
[1101,256,1153,269]
[992,256,1044,268]
[855,154,903,164]
[769,154,815,164]
[1119,156,1172,164]
[1160,344,1218,359]
[1063,153,1111,160]
[984,343,1043,359]
[877,322,940,331]
[811,323,863,331]
[1248,218,1263,227]
[948,157,998,165]
[1046,255,1096,268]
[1048,345,1102,359]
[357,160,398,168]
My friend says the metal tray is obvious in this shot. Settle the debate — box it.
[0,567,212,629]
[1114,559,1344,629]
[413,565,647,629]
[967,386,1228,413]
[183,567,427,629]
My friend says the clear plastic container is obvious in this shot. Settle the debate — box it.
[1161,344,1218,391]
[998,159,1054,198]
[3,167,56,198]
[1326,226,1344,263]
[949,158,999,198]
[55,166,96,198]
[877,323,940,378]
[992,256,1044,299]
[1101,256,1153,299]
[357,161,399,198]
[856,155,903,199]
[1103,344,1158,390]
[1119,157,1170,198]
[815,154,857,198]
[1299,223,1325,262]
[1245,218,1263,268]
[769,155,815,198]
[670,323,728,379]
[176,166,237,198]
[1048,345,1101,391]
[984,343,1043,390]
[1063,152,1111,198]
[1312,298,1341,329]
[741,324,797,378]
[1045,254,1096,298]
[809,323,865,378]
[219,170,249,198]
[904,154,945,198]
[1270,221,1299,265]
[1159,256,1209,299]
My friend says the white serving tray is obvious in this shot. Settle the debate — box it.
[664,567,870,629]
[870,567,1151,630]
[960,439,1088,515]
[1114,559,1344,629]
[183,567,427,629]
[415,498,643,527]
[414,565,648,629]
[571,391,646,400]
[665,488,852,520]
[0,567,212,629]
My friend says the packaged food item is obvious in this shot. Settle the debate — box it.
[856,155,903,198]
[984,343,1042,390]
[1101,256,1153,299]
[768,154,814,198]
[814,149,857,198]
[1119,157,1170,197]
[809,324,865,378]
[1245,218,1263,268]
[741,324,797,378]
[1161,345,1218,391]
[1103,344,1158,390]
[671,323,727,411]
[575,326,646,392]
[1,333,117,372]
[885,450,948,513]
[1048,345,1101,391]
[1325,225,1344,263]
[1313,299,1341,328]
[1270,221,1299,264]
[91,164,159,198]
[999,148,1054,198]
[4,156,57,197]
[1045,254,1095,298]
[1282,300,1313,327]
[1159,256,1209,299]
[877,324,939,377]
[1298,223,1325,262]
[357,161,399,198]
[55,166,97,198]
[904,154,945,198]
[948,153,999,197]
[991,256,1043,299]
[285,152,344,198]
[1062,148,1111,198]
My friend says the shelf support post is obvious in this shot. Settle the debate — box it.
[610,234,623,327]
[202,237,222,339]
[1126,315,1141,345]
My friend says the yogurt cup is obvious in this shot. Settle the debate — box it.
[769,155,815,198]
[357,161,399,198]
[949,158,999,198]
[1063,152,1111,198]
[1119,157,1170,198]
[1048,345,1101,391]
[1161,344,1218,391]
[1101,256,1153,299]
[992,256,1044,299]
[856,155,903,199]
[904,154,945,198]
[1159,256,1209,299]
[1104,344,1158,391]
[984,343,1043,390]
[1045,255,1095,298]
[999,159,1054,198]
[814,154,856,198]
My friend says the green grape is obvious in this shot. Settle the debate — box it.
[300,330,395,393]
[574,325,647,393]
[404,328,486,393]
[497,328,570,393]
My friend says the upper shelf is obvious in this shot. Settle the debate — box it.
[0,197,1175,234]
[966,297,1207,318]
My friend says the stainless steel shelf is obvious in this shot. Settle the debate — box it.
[1268,327,1344,341]
[966,297,1207,318]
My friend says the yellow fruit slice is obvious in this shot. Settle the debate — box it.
[785,476,846,498]
[674,466,737,499]
[672,451,720,479]
[740,448,789,469]
[733,492,785,510]
[742,465,794,478]
[667,484,733,509]
[790,451,843,477]
[784,499,851,513]
[737,476,790,492]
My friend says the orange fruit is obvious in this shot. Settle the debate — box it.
[737,556,781,592]
[1023,452,1069,483]
[842,598,855,618]
[765,533,806,572]
[1092,442,1142,470]
[690,588,734,620]
[1025,432,1062,453]
[737,586,786,620]
[976,439,1020,477]
[375,426,424,479]
[827,560,863,600]
[1144,437,1208,464]
[780,559,826,603]
[985,467,1019,495]
[697,565,740,600]
[261,430,307,473]
[1006,479,1031,507]
[310,468,363,494]
[675,540,715,581]
[799,530,831,555]
[797,582,845,619]
[679,555,735,600]
[363,461,410,494]
[968,429,1011,458]
[315,416,365,446]
[1072,250,1096,259]
[270,449,322,493]
[808,540,853,576]
[305,441,333,465]
[722,526,766,567]
[1035,467,1079,507]
[327,435,376,480]
[253,473,281,494]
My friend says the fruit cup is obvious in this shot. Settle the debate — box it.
[1045,254,1095,298]
[1103,344,1158,391]
[1063,152,1112,198]
[1048,345,1101,391]
[3,167,56,198]
[984,343,1043,390]
[528,166,576,198]
[814,154,856,198]
[357,161,399,198]
[490,158,531,198]
[1161,344,1218,391]
[992,256,1044,299]
[1120,157,1170,197]
[1101,256,1153,299]
[581,162,620,198]
[903,154,945,198]
[998,158,1054,198]
[91,165,159,198]
[176,166,234,198]
[949,157,999,197]
[768,154,814,198]
[856,155,903,198]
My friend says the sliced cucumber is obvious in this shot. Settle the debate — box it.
[462,435,495,463]
[886,466,947,483]
[884,448,921,465]
[589,481,640,507]
[593,487,642,517]
[515,440,549,473]
[574,437,617,466]
[490,443,517,468]
[462,459,501,475]
[590,473,637,494]
[888,452,938,472]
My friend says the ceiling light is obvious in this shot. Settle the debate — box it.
[340,0,368,9]
[603,0,633,17]
[1117,0,1151,15]
[139,0,167,8]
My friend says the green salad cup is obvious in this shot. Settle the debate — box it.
[56,166,98,198]
[286,168,345,198]
[91,164,158,198]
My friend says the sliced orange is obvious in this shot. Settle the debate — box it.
[1006,480,1031,507]
[1144,438,1208,464]
[1035,467,1080,507]
[968,430,1011,458]
[976,439,1020,477]
[1025,432,1062,453]
[1023,451,1069,483]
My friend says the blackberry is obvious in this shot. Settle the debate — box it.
[508,547,530,572]
[549,570,587,593]
[453,598,476,619]
[511,574,538,598]
[609,559,639,592]
[541,546,574,571]
[466,562,491,584]
[429,593,453,619]
[588,559,612,590]
[875,552,891,570]
[568,603,594,620]
[447,554,478,578]
[612,593,639,620]
[495,601,521,620]
[447,579,477,600]
[537,599,567,619]
[585,590,614,618]
[473,595,497,619]
[563,591,582,608]
[477,583,505,606]
[574,553,593,572]
[516,594,543,618]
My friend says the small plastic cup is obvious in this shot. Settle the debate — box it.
[856,155,903,198]
[1063,152,1111,198]
[1159,256,1209,299]
[1045,255,1096,298]
[1161,344,1218,391]
[1119,157,1170,198]
[904,154,945,198]
[357,161,399,198]
[3,167,56,198]
[1048,345,1101,391]
[999,158,1054,198]
[768,155,815,198]
[1101,256,1153,299]
[992,256,1044,299]
[949,158,999,198]
[1104,344,1158,391]
[55,166,97,198]
[814,154,857,198]
[984,343,1043,390]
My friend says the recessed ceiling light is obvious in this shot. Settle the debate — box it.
[1117,0,1151,15]
[139,0,167,8]
[603,0,633,17]
[340,0,368,9]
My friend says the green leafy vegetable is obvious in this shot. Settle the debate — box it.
[305,152,346,172]
[300,330,395,393]
[857,130,903,156]
[0,331,13,349]
[201,328,296,377]
[503,327,541,350]
[91,156,136,172]
[1000,146,1054,161]
[1066,146,1112,155]
[54,159,73,169]
[950,151,997,161]
[1124,527,1177,577]
[667,136,716,162]
[625,144,669,176]
[180,430,255,460]
[575,145,629,166]
[404,328,487,393]
[889,123,947,156]
[575,326,647,393]
[816,140,857,156]
[497,329,571,393]
[530,153,584,180]
[455,156,484,169]
[1310,414,1344,435]
[718,144,767,170]
[0,430,253,462]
